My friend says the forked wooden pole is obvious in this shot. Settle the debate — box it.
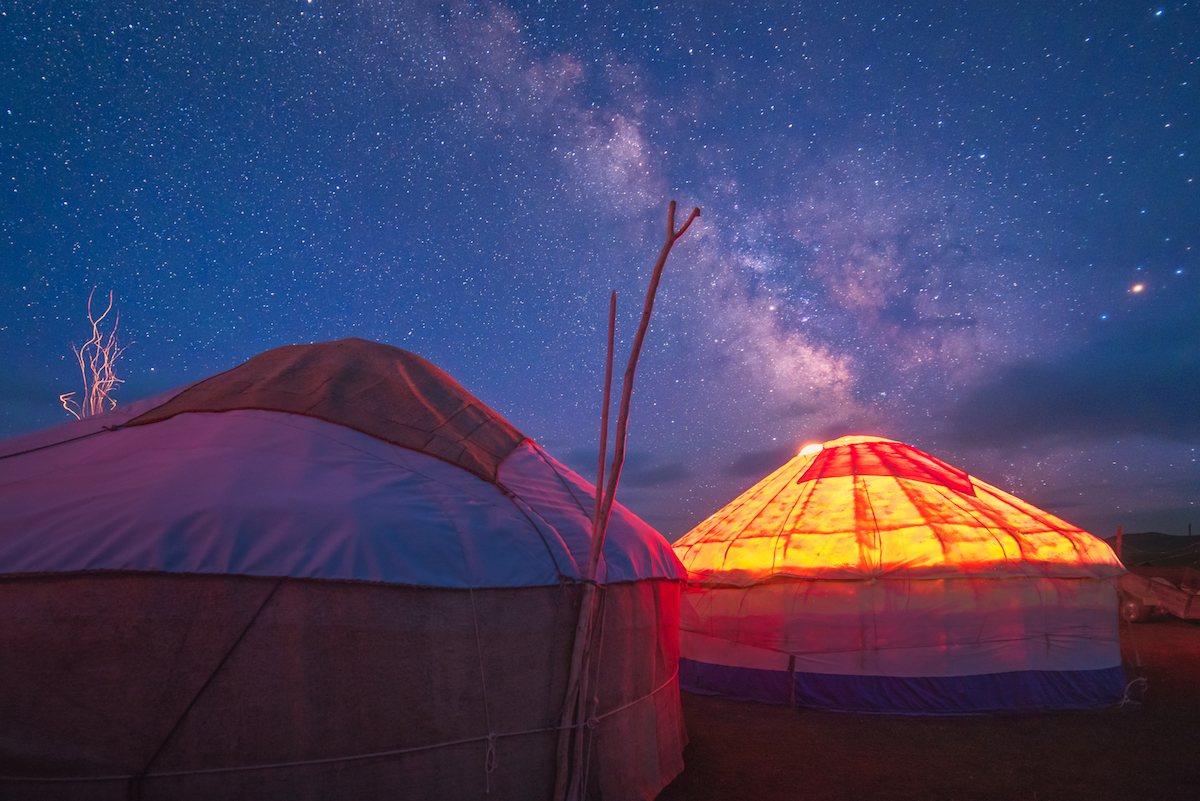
[553,201,700,801]
[589,202,699,572]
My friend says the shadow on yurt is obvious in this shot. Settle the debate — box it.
[672,435,1126,715]
[0,338,686,800]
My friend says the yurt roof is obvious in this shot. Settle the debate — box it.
[125,337,525,483]
[673,434,1123,586]
[0,338,684,589]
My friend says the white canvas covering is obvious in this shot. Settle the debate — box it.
[0,409,677,588]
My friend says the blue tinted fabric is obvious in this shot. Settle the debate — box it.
[680,658,1126,714]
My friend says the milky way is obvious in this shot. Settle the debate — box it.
[3,1,1197,538]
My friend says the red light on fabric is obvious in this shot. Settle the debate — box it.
[798,441,975,496]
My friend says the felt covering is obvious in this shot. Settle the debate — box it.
[0,573,684,800]
[680,577,1120,677]
[675,435,1124,585]
[797,438,975,495]
[0,410,679,588]
[126,338,525,483]
[673,435,1124,712]
[0,339,686,797]
[0,340,684,588]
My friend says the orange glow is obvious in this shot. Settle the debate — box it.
[1131,284,1144,293]
[674,435,1124,586]
[59,289,129,420]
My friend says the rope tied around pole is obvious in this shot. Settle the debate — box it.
[483,733,498,791]
[1117,573,1148,707]
[1119,675,1149,707]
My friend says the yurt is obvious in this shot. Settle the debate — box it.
[672,435,1125,714]
[0,338,686,800]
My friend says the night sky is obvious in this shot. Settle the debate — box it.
[3,1,1197,541]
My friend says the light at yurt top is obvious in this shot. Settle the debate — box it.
[673,434,1123,586]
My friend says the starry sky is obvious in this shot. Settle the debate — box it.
[3,1,1197,541]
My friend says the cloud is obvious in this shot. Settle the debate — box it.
[620,460,690,488]
[724,445,797,477]
[947,309,1200,448]
[561,448,690,488]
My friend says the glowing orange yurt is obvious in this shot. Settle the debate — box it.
[672,435,1126,714]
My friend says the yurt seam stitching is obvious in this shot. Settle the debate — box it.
[927,479,1020,570]
[132,575,285,793]
[531,444,597,527]
[524,444,609,579]
[979,481,1092,564]
[495,481,575,581]
[943,482,1018,551]
[891,476,958,568]
[0,426,115,461]
[129,405,515,484]
[772,466,813,576]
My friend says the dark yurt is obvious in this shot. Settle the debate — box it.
[0,338,686,800]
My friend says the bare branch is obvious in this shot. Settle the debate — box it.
[60,288,131,419]
[588,201,700,580]
[593,291,617,537]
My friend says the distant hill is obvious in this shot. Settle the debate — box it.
[1102,531,1200,568]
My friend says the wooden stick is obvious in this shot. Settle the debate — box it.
[553,292,617,801]
[553,201,699,801]
[573,291,616,778]
[593,291,617,542]
[589,201,699,578]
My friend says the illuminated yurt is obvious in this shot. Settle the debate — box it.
[0,338,685,800]
[672,435,1125,714]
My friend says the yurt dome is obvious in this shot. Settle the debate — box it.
[672,434,1125,714]
[0,338,686,800]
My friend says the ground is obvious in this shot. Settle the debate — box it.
[657,616,1200,801]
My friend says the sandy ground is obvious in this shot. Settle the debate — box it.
[657,616,1200,801]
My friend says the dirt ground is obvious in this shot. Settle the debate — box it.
[657,616,1200,801]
